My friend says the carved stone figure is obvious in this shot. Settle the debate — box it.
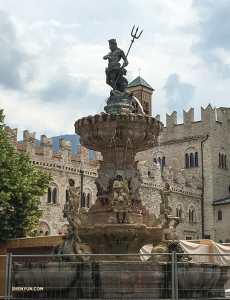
[147,213,157,227]
[103,39,128,92]
[160,215,191,262]
[109,195,133,224]
[130,171,143,197]
[67,215,82,245]
[95,171,109,196]
[108,175,133,224]
[56,225,81,262]
[60,201,92,262]
[113,174,129,202]
[150,214,181,262]
[159,182,172,215]
[68,179,80,211]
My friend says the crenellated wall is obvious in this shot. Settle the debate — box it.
[4,126,99,236]
[5,117,208,239]
[137,105,230,241]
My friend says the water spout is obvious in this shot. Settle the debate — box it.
[124,138,134,163]
[133,96,145,115]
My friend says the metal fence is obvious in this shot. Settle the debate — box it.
[1,252,230,300]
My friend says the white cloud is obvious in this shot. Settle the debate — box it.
[0,0,230,139]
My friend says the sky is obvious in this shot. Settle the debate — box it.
[1,0,230,140]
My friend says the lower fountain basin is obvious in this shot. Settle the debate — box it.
[177,262,228,299]
[12,260,228,299]
[98,260,166,299]
[13,262,77,291]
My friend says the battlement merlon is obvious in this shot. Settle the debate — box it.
[4,126,18,143]
[166,111,177,127]
[164,105,230,128]
[183,108,194,125]
[23,130,36,144]
[59,139,72,151]
[40,134,53,148]
[201,104,216,124]
[216,107,230,125]
[77,144,89,162]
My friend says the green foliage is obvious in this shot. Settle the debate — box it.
[0,109,52,241]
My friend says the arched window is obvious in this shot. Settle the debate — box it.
[47,187,52,203]
[37,221,50,236]
[47,184,59,204]
[153,152,166,172]
[189,207,196,223]
[176,207,182,218]
[219,149,227,168]
[185,147,199,168]
[218,210,222,221]
[52,188,57,204]
[59,224,68,235]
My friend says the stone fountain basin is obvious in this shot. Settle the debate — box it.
[13,262,76,291]
[98,260,166,299]
[177,262,221,290]
[79,224,162,257]
[75,113,163,152]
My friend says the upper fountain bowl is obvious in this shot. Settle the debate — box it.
[75,112,163,153]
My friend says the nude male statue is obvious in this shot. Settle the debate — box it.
[103,39,128,92]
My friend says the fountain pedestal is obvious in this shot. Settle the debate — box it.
[74,112,164,256]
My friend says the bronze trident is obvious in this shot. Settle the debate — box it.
[126,25,143,57]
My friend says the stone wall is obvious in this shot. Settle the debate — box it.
[5,104,230,241]
[136,105,230,241]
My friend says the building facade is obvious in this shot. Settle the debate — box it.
[4,77,230,242]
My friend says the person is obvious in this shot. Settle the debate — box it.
[103,39,128,92]
[68,179,80,211]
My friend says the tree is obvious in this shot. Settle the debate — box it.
[0,109,52,241]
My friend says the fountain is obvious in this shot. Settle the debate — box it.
[12,27,229,299]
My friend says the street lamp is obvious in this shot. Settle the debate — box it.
[80,169,84,207]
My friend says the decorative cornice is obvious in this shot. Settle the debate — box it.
[158,135,205,146]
